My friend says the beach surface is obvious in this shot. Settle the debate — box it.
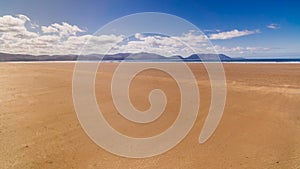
[1,62,300,169]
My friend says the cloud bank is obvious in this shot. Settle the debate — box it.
[209,29,259,40]
[0,14,267,57]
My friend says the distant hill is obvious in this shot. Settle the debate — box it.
[0,53,78,62]
[0,52,236,62]
[0,52,299,62]
[177,53,240,61]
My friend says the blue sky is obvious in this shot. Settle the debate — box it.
[0,0,299,57]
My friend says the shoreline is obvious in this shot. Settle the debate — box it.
[1,61,300,64]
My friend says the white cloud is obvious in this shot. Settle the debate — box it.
[36,35,61,43]
[174,31,207,43]
[16,14,30,22]
[30,22,39,29]
[0,14,272,57]
[113,32,212,57]
[62,34,124,54]
[41,25,58,34]
[203,29,221,33]
[134,33,143,39]
[0,14,39,44]
[209,29,260,40]
[0,15,29,32]
[267,23,280,29]
[0,14,92,55]
[214,45,271,54]
[41,22,85,36]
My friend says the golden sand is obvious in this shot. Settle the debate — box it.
[1,63,300,169]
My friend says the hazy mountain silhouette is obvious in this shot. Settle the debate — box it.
[1,52,299,62]
[0,52,236,62]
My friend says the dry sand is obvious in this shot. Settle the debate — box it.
[0,62,300,169]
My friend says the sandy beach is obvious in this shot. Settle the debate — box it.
[1,62,300,169]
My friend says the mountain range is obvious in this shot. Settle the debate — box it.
[0,52,299,62]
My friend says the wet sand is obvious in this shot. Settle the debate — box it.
[1,63,300,169]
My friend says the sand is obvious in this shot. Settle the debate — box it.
[0,62,300,169]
